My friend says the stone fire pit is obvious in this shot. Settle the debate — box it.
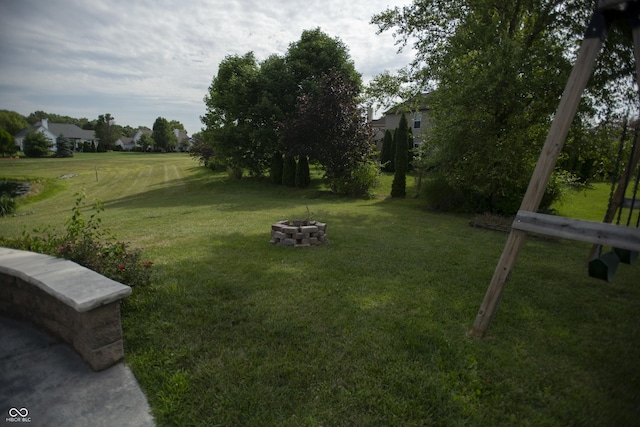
[270,220,327,247]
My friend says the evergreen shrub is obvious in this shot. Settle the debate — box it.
[23,130,51,158]
[282,155,297,187]
[56,134,74,157]
[271,153,284,185]
[295,156,311,188]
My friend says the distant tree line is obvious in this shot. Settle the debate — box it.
[0,109,187,157]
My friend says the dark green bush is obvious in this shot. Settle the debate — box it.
[227,166,243,180]
[421,170,576,215]
[207,157,227,172]
[23,130,51,158]
[0,128,17,156]
[271,153,284,185]
[332,159,381,198]
[82,141,95,152]
[0,194,16,217]
[282,155,297,187]
[421,176,468,212]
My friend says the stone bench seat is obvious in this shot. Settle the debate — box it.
[0,247,132,370]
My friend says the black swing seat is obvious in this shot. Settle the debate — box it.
[589,251,620,282]
[614,247,639,265]
[621,198,640,209]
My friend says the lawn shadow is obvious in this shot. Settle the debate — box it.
[102,168,342,214]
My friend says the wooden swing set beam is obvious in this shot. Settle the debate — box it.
[512,211,640,252]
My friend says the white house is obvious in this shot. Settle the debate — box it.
[117,128,191,152]
[14,118,96,152]
[114,136,136,151]
[114,129,152,151]
[174,128,192,152]
[132,128,153,144]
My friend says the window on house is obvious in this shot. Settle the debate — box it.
[413,112,421,129]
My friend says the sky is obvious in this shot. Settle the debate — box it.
[0,0,416,135]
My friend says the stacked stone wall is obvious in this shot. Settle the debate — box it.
[270,220,327,247]
[0,248,131,371]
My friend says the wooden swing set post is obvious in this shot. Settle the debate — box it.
[587,128,640,252]
[469,10,611,338]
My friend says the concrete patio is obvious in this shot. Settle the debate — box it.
[0,316,154,426]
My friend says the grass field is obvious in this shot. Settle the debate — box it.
[1,153,638,426]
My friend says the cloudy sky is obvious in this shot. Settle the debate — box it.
[0,0,416,135]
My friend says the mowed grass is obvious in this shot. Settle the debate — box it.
[1,153,638,426]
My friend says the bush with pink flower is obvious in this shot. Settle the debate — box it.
[1,192,153,287]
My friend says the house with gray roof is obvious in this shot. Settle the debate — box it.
[368,94,431,152]
[15,118,96,152]
[174,129,191,152]
[115,136,136,151]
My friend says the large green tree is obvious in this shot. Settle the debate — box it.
[152,117,177,152]
[169,120,186,133]
[256,54,297,177]
[202,52,262,176]
[370,0,635,214]
[283,70,375,193]
[202,29,363,179]
[94,113,120,151]
[138,134,154,152]
[286,28,362,96]
[26,111,90,127]
[0,111,28,136]
[0,128,17,156]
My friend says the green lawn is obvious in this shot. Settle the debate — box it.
[1,153,638,426]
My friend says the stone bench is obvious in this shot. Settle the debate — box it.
[0,247,132,371]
